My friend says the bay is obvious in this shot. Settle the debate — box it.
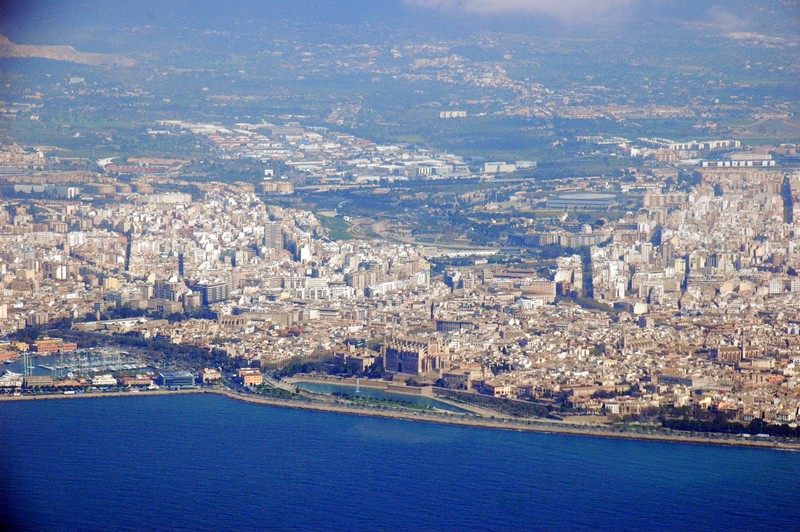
[0,394,798,531]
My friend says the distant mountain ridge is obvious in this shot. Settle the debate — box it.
[0,34,136,67]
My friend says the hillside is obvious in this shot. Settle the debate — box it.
[0,34,136,68]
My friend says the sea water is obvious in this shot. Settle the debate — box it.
[1,394,797,531]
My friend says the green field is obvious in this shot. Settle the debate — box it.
[317,213,354,241]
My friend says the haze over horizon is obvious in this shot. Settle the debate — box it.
[1,0,798,47]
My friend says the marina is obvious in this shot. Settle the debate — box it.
[7,348,149,378]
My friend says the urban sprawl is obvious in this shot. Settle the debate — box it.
[1,119,799,430]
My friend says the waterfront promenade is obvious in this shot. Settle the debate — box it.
[2,386,798,451]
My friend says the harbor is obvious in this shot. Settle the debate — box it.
[7,348,149,378]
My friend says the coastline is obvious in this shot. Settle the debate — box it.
[2,387,798,451]
[287,375,520,417]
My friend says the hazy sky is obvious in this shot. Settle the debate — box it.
[404,0,638,22]
[0,0,796,43]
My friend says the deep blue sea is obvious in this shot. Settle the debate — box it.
[1,394,798,531]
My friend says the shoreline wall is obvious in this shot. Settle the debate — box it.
[1,387,797,452]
